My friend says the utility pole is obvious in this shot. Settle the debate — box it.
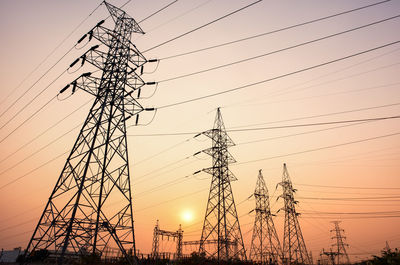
[331,221,350,265]
[250,169,283,264]
[24,2,154,264]
[198,108,246,261]
[278,163,311,265]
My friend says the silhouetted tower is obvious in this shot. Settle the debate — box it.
[152,221,161,259]
[278,164,311,265]
[331,221,350,265]
[151,220,183,259]
[24,2,153,264]
[198,108,246,260]
[321,248,338,265]
[250,169,283,264]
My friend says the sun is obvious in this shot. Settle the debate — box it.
[181,210,194,222]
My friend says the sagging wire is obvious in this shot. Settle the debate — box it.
[136,82,159,99]
[124,108,157,127]
[142,59,160,74]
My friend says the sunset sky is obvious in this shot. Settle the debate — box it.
[0,0,399,263]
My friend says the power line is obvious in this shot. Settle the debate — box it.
[135,188,207,213]
[294,183,400,190]
[236,121,371,146]
[0,68,67,132]
[227,46,400,109]
[228,101,400,128]
[128,115,400,136]
[160,0,391,60]
[228,115,400,133]
[144,0,214,34]
[236,131,400,165]
[0,122,82,177]
[142,0,262,53]
[0,2,102,109]
[0,149,69,190]
[297,196,400,201]
[301,210,400,215]
[0,99,91,165]
[138,0,178,23]
[134,137,193,165]
[231,82,400,116]
[157,40,400,109]
[0,95,58,144]
[158,14,400,83]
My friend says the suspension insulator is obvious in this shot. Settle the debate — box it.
[146,82,156,85]
[148,59,158,63]
[80,54,86,66]
[60,84,70,94]
[69,58,79,68]
[81,72,92,77]
[90,45,100,51]
[140,66,144,75]
[135,115,139,125]
[72,81,77,94]
[137,89,141,98]
[88,30,93,41]
[96,20,105,27]
[77,34,87,44]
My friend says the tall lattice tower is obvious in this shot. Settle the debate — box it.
[278,164,311,265]
[250,169,283,264]
[331,221,350,265]
[24,2,152,264]
[198,108,246,261]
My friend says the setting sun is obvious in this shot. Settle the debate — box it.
[181,210,194,222]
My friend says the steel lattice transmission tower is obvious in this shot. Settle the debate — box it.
[278,164,311,265]
[250,169,283,264]
[331,221,350,265]
[198,108,247,261]
[24,2,152,264]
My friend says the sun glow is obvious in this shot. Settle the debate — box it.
[181,210,194,222]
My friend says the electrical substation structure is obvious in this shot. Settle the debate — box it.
[278,164,312,265]
[250,169,283,264]
[151,220,183,259]
[24,2,154,264]
[331,221,350,265]
[198,108,247,261]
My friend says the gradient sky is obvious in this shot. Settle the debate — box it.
[0,0,399,263]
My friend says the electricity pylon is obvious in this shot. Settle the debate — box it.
[198,108,246,261]
[24,2,153,264]
[250,169,283,265]
[278,164,311,265]
[331,221,350,265]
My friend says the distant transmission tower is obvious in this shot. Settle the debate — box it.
[250,169,283,264]
[24,2,154,264]
[151,220,183,259]
[331,221,350,265]
[278,163,311,265]
[198,108,246,261]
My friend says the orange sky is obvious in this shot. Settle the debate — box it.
[0,0,399,263]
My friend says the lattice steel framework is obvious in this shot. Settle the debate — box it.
[331,221,350,265]
[278,164,311,265]
[151,220,183,259]
[198,108,246,261]
[24,2,151,264]
[250,170,283,264]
